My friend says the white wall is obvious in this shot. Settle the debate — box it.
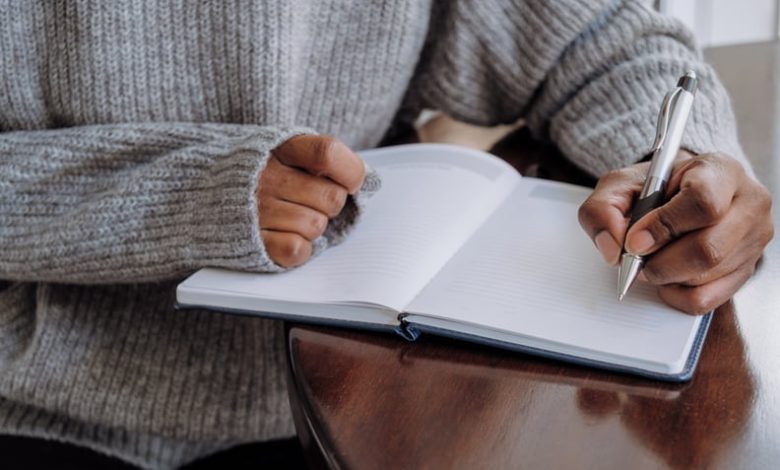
[660,0,777,47]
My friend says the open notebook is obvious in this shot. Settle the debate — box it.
[177,144,711,382]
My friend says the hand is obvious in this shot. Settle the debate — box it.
[578,151,774,314]
[259,135,365,267]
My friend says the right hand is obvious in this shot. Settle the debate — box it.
[578,152,773,314]
[259,135,366,267]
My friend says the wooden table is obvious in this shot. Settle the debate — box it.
[286,42,780,469]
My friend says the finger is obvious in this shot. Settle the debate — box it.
[273,135,366,194]
[261,230,313,268]
[259,198,328,241]
[657,264,755,315]
[261,157,348,217]
[578,165,648,265]
[624,155,742,256]
[640,205,753,286]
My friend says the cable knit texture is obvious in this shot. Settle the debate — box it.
[0,0,744,468]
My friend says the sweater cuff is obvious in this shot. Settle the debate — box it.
[188,127,313,273]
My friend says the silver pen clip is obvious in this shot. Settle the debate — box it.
[650,86,683,154]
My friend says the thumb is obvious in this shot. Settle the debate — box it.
[624,155,738,256]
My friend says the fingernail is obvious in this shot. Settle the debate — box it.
[594,231,621,265]
[627,230,655,255]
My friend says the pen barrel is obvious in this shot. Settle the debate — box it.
[628,188,666,228]
[646,90,695,182]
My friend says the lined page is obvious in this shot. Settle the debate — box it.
[181,145,519,312]
[406,179,701,372]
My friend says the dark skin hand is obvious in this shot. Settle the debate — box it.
[259,135,366,268]
[579,150,774,314]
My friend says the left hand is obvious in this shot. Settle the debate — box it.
[578,151,774,314]
[260,135,366,268]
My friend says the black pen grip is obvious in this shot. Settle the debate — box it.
[628,190,665,228]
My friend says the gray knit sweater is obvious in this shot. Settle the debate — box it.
[0,1,744,468]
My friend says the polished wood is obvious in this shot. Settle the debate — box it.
[287,42,780,469]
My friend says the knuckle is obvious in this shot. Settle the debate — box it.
[266,241,285,265]
[685,181,723,222]
[308,212,328,238]
[269,235,310,267]
[693,236,724,269]
[755,184,773,214]
[281,236,310,265]
[755,210,775,247]
[577,199,597,226]
[577,197,607,231]
[322,185,347,216]
[746,185,774,248]
[686,289,716,315]
[311,136,338,173]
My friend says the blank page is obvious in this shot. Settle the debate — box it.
[406,178,701,374]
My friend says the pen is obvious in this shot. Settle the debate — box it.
[618,70,699,301]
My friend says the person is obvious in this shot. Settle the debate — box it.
[0,0,773,468]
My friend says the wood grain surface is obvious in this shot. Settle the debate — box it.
[286,42,780,470]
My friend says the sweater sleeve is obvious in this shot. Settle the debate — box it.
[0,123,374,284]
[404,0,747,176]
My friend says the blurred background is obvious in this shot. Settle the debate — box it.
[656,0,780,47]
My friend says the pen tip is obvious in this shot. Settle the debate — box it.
[685,70,697,79]
[617,253,643,302]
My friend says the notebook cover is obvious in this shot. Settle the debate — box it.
[401,312,713,383]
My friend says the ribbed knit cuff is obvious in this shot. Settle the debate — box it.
[187,127,313,273]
